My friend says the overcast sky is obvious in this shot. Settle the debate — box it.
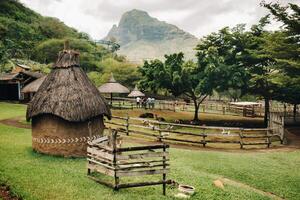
[20,0,298,40]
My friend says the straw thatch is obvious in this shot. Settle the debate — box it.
[98,74,130,94]
[54,50,80,68]
[128,85,145,97]
[21,76,46,93]
[26,50,111,122]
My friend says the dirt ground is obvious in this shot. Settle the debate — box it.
[0,184,20,200]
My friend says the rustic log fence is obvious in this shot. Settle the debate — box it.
[269,112,285,143]
[87,129,170,195]
[107,97,264,117]
[108,97,299,117]
[105,115,283,149]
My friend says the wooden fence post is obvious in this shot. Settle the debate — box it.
[162,144,166,195]
[239,128,244,149]
[112,130,119,190]
[202,129,206,147]
[126,114,129,136]
[266,129,271,148]
[158,124,162,142]
[281,116,285,144]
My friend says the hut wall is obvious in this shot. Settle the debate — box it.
[32,114,105,157]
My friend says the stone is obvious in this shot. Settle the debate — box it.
[213,179,224,189]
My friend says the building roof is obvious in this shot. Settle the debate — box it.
[21,71,43,79]
[229,102,262,106]
[16,64,30,70]
[26,50,111,122]
[0,73,19,81]
[21,76,47,93]
[98,74,130,94]
[0,71,43,81]
[53,50,80,68]
[128,85,145,97]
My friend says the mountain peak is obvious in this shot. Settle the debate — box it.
[124,9,149,16]
[105,9,198,62]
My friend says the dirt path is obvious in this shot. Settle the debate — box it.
[0,184,20,200]
[285,128,300,147]
[0,116,30,129]
[220,177,284,200]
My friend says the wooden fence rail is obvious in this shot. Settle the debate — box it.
[107,97,299,119]
[105,115,284,149]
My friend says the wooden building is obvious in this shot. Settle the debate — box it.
[0,70,43,101]
[21,75,47,102]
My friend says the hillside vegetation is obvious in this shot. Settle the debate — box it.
[0,0,140,88]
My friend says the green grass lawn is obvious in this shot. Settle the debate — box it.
[0,102,26,120]
[0,102,299,200]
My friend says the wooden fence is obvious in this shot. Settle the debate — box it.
[108,97,263,117]
[104,115,283,149]
[269,112,285,143]
[87,130,170,195]
[109,97,299,116]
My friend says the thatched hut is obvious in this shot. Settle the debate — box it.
[128,85,145,97]
[98,74,129,105]
[26,49,111,157]
[21,75,46,101]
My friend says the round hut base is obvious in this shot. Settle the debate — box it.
[31,114,104,157]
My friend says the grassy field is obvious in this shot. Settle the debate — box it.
[0,102,26,120]
[0,102,299,200]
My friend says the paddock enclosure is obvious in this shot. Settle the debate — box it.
[104,114,285,149]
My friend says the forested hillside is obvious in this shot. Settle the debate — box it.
[0,0,140,88]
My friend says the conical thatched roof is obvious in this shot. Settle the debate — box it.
[26,50,111,122]
[98,74,130,94]
[21,75,47,93]
[128,85,145,97]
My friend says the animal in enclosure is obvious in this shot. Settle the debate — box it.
[221,129,231,135]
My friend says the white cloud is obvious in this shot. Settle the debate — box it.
[20,0,298,39]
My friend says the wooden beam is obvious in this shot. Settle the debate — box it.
[116,168,169,177]
[87,163,114,177]
[117,180,171,189]
[116,144,168,152]
[116,152,169,160]
[87,147,114,161]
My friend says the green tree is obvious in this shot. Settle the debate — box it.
[139,52,230,122]
[262,2,300,120]
[33,38,107,71]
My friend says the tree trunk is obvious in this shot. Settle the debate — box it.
[293,104,297,122]
[264,97,270,127]
[193,99,199,122]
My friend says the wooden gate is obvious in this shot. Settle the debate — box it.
[269,112,285,143]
